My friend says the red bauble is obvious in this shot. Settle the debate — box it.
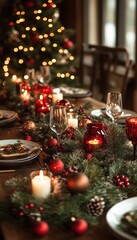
[46,137,58,148]
[85,153,93,160]
[24,1,35,8]
[28,58,35,65]
[63,39,74,48]
[32,221,49,237]
[47,3,53,9]
[30,33,39,43]
[49,158,64,174]
[24,135,32,141]
[70,218,88,235]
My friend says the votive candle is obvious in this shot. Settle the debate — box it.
[31,170,51,199]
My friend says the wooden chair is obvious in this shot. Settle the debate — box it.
[81,44,133,104]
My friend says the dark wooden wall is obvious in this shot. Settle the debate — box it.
[59,0,83,54]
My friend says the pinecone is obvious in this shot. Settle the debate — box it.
[87,196,105,216]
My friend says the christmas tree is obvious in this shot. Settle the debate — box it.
[2,0,79,93]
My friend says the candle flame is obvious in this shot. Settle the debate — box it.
[88,139,102,145]
[39,170,44,179]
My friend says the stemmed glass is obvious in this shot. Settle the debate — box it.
[106,92,123,123]
[126,117,137,160]
[49,105,68,142]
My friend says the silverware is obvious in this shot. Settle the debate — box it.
[0,169,16,173]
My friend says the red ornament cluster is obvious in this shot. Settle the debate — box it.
[114,175,130,188]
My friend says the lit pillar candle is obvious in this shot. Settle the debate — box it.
[52,92,63,104]
[31,170,51,199]
[67,114,78,128]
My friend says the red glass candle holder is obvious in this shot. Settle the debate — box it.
[83,122,106,153]
[126,117,137,159]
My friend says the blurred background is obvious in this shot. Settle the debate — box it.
[0,0,137,111]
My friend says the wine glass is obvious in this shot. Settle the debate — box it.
[49,105,68,142]
[126,117,137,160]
[106,92,123,123]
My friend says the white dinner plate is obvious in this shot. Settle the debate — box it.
[53,87,92,98]
[106,197,137,240]
[91,108,136,124]
[0,110,18,126]
[0,139,41,166]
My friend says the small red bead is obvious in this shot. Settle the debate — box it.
[124,177,129,182]
[29,203,35,208]
[121,175,125,180]
[125,182,130,187]
[18,211,24,217]
[38,206,44,211]
[24,205,29,209]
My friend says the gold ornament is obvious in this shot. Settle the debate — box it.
[23,121,37,133]
[67,172,90,193]
[79,118,92,129]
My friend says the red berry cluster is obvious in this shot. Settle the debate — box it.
[78,106,84,115]
[15,203,44,217]
[63,166,78,177]
[114,175,130,188]
[65,127,75,139]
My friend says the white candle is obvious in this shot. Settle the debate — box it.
[20,89,30,102]
[31,170,51,199]
[52,92,63,104]
[68,115,78,128]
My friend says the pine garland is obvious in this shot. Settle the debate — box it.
[0,120,136,231]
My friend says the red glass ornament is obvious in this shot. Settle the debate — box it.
[126,117,137,159]
[24,1,35,8]
[83,122,106,153]
[28,58,35,65]
[30,33,39,43]
[46,137,58,148]
[24,135,32,141]
[32,221,49,237]
[49,158,64,174]
[70,218,88,235]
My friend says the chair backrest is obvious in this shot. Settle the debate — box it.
[86,44,133,103]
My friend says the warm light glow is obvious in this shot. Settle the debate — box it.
[14,48,18,52]
[41,47,46,51]
[32,27,36,31]
[52,59,56,63]
[26,27,30,31]
[70,56,74,60]
[39,35,43,39]
[22,34,26,38]
[87,139,102,145]
[64,49,68,54]
[16,11,20,15]
[21,11,25,15]
[43,17,47,21]
[53,43,57,47]
[38,10,42,13]
[36,16,41,20]
[48,61,53,65]
[50,33,54,37]
[44,34,48,38]
[66,73,70,77]
[19,45,23,50]
[48,24,53,28]
[42,61,47,66]
[39,170,44,179]
[24,74,29,80]
[29,47,34,51]
[18,59,24,64]
[43,3,47,7]
[24,47,28,52]
[70,75,75,80]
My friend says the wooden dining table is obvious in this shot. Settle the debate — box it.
[0,97,136,240]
